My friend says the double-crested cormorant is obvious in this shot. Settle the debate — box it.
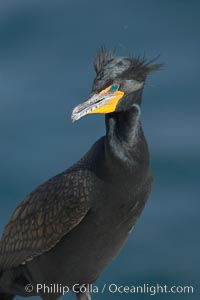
[0,49,160,300]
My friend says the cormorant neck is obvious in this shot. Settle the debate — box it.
[105,104,141,163]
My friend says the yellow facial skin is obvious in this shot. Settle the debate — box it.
[88,86,124,114]
[71,85,124,122]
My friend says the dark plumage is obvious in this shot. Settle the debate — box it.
[0,48,160,300]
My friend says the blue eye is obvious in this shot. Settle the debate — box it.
[110,84,119,92]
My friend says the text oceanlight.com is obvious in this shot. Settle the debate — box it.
[25,283,194,296]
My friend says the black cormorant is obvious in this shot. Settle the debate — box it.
[0,49,160,300]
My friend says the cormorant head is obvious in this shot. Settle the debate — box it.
[71,48,160,122]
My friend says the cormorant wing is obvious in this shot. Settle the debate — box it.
[0,169,93,271]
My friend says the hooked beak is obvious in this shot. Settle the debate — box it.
[71,85,124,122]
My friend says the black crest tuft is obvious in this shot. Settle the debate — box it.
[94,47,114,74]
[128,55,162,79]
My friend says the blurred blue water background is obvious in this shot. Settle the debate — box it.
[0,0,199,299]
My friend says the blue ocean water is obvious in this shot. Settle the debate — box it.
[0,0,199,299]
